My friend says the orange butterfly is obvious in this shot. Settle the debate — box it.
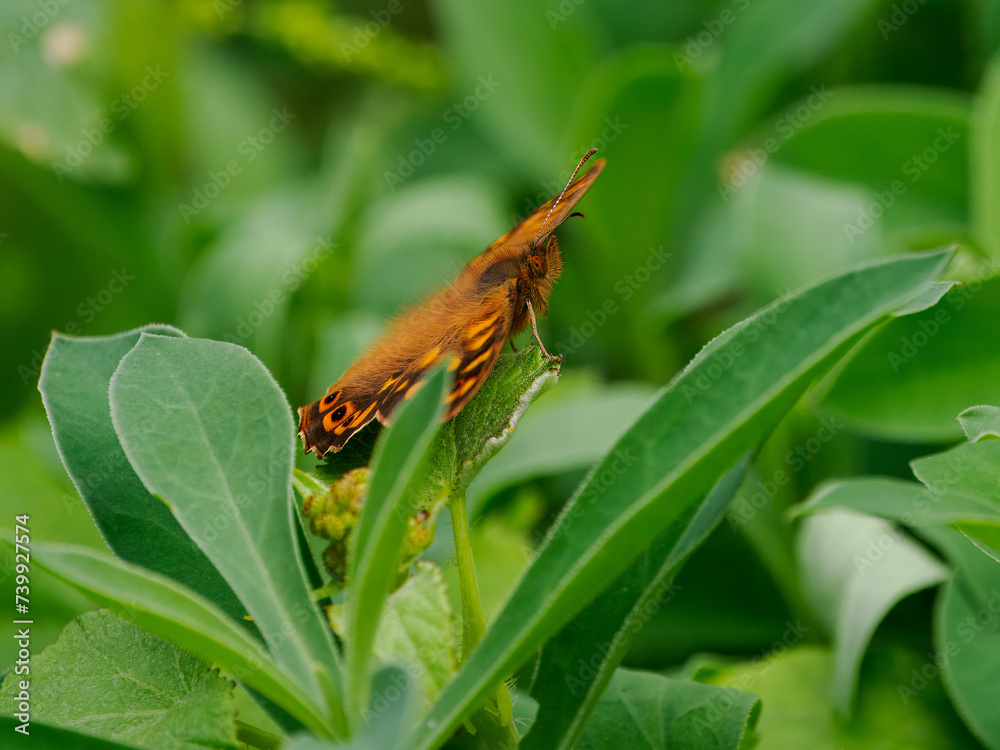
[298,150,605,457]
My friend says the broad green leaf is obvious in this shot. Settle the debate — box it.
[771,88,970,236]
[0,610,236,750]
[37,327,244,621]
[0,716,142,749]
[411,249,955,750]
[794,477,1000,528]
[696,645,980,749]
[958,405,1000,442]
[524,456,749,750]
[973,54,1000,261]
[922,527,1000,749]
[796,510,948,715]
[575,668,760,750]
[346,367,446,723]
[725,163,886,296]
[108,334,343,728]
[333,562,457,708]
[706,0,882,148]
[913,440,1000,558]
[368,563,457,708]
[818,276,1000,442]
[27,543,331,736]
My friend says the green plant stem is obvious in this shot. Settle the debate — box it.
[449,491,518,745]
[235,720,283,749]
[450,490,486,661]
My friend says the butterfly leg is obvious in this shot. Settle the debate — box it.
[525,299,561,362]
[509,337,520,353]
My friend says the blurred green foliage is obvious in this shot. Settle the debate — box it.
[4,0,1000,747]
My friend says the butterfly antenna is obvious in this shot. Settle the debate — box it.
[533,148,598,246]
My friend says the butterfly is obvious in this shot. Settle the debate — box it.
[298,149,605,457]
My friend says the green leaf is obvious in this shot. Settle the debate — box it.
[333,562,457,708]
[921,527,1000,749]
[37,327,243,620]
[346,366,446,723]
[912,439,1000,505]
[575,668,760,750]
[696,645,980,749]
[818,275,1000,442]
[796,510,948,715]
[912,440,1000,558]
[973,54,1000,261]
[411,249,955,750]
[771,88,971,236]
[723,163,886,295]
[108,334,343,727]
[27,542,332,736]
[369,563,458,708]
[795,477,1000,528]
[706,0,882,147]
[958,405,1000,442]
[0,715,143,749]
[0,610,236,750]
[524,456,749,750]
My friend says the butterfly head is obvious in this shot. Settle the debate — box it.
[527,247,548,277]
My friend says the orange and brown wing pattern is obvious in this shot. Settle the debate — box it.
[444,287,515,419]
[488,157,605,251]
[298,346,446,457]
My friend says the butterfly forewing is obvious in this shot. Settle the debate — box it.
[444,285,515,418]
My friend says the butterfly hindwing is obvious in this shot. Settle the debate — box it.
[298,385,382,457]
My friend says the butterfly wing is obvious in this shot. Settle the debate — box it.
[298,285,516,456]
[488,157,605,251]
[444,282,516,419]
